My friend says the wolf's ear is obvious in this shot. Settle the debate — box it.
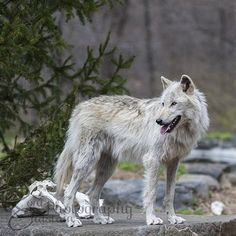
[180,75,195,95]
[161,76,172,89]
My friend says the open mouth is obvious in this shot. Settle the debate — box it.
[160,115,181,135]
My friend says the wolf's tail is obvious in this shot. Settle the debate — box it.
[54,146,73,196]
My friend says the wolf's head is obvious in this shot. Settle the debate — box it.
[156,74,209,135]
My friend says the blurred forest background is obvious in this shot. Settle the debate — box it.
[61,0,236,131]
[1,0,236,206]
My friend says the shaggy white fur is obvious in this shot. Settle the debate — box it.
[54,74,209,227]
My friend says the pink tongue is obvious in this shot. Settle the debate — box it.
[160,125,169,135]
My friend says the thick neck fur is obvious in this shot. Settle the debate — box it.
[141,89,209,161]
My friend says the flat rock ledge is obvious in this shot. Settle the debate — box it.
[1,208,236,236]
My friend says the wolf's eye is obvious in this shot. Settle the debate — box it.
[162,102,164,107]
[171,102,177,106]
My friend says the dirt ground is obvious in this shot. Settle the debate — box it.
[199,187,236,215]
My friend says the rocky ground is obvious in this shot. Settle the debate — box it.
[1,208,236,236]
[102,137,236,216]
[110,169,236,215]
[1,137,236,236]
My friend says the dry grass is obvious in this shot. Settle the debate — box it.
[198,186,236,215]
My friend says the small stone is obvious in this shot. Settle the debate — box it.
[211,201,225,216]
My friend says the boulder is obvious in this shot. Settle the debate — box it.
[156,181,193,209]
[101,179,144,207]
[197,139,219,150]
[220,172,236,187]
[185,148,236,165]
[232,134,236,147]
[102,178,194,209]
[185,163,227,180]
[220,141,236,149]
[227,172,236,185]
[197,138,236,149]
[178,174,220,194]
[224,163,236,173]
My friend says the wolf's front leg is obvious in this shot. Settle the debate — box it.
[143,155,163,225]
[164,158,186,224]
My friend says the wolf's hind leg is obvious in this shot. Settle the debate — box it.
[164,158,186,224]
[143,154,163,225]
[63,151,97,227]
[63,174,83,227]
[88,153,118,224]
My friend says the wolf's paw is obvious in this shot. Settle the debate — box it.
[168,215,186,224]
[93,215,115,224]
[66,216,82,227]
[146,214,163,225]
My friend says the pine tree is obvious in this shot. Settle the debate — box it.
[0,0,134,207]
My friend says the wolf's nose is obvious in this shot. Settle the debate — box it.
[156,119,163,125]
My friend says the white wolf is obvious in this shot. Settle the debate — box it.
[54,74,209,227]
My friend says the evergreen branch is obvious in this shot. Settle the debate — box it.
[0,0,133,207]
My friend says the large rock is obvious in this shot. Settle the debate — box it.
[185,163,227,180]
[102,179,144,207]
[197,139,220,150]
[178,174,220,192]
[221,172,236,186]
[197,139,236,150]
[185,148,236,165]
[232,134,236,147]
[224,163,236,173]
[102,178,197,209]
[156,181,194,209]
[227,172,236,186]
